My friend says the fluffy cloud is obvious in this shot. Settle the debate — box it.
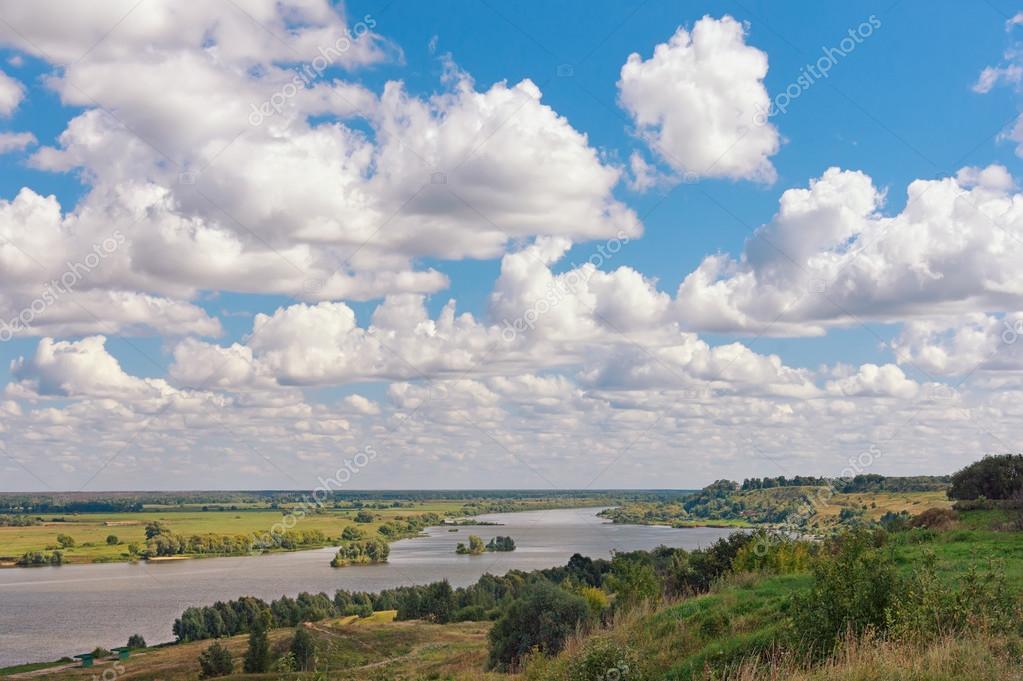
[9,336,170,399]
[0,1,639,325]
[618,16,780,183]
[673,165,1023,335]
[825,363,919,399]
[891,313,1023,377]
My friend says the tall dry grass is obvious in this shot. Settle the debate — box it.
[724,631,1023,681]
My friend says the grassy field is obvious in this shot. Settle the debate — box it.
[525,507,1023,681]
[0,610,494,680]
[0,502,468,564]
[809,490,951,527]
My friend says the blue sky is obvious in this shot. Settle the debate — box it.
[1,0,1022,490]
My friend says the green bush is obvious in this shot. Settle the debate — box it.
[789,530,899,656]
[488,581,590,670]
[198,641,233,678]
[565,637,644,681]
[887,552,1020,640]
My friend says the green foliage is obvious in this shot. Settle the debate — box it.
[732,531,813,574]
[456,534,486,555]
[578,586,610,618]
[290,627,316,671]
[55,533,75,548]
[330,538,389,566]
[949,454,1023,500]
[488,581,590,669]
[887,552,1021,640]
[242,611,272,673]
[487,535,516,551]
[354,510,375,522]
[197,641,233,678]
[144,521,168,539]
[606,556,660,608]
[15,550,62,566]
[126,633,146,649]
[90,647,111,659]
[105,534,119,545]
[340,525,365,541]
[564,637,644,681]
[790,530,899,656]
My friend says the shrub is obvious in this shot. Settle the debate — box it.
[606,557,659,608]
[789,530,899,656]
[106,534,119,545]
[340,525,364,541]
[578,586,610,618]
[56,534,75,548]
[887,553,1021,640]
[909,507,958,530]
[198,641,233,678]
[488,581,590,670]
[565,637,644,681]
[126,634,146,648]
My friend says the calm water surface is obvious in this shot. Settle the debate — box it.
[0,507,737,666]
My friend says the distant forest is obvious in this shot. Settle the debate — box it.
[0,489,699,514]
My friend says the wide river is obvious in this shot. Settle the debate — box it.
[0,507,737,666]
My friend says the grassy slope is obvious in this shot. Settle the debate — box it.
[536,508,1023,681]
[605,489,951,531]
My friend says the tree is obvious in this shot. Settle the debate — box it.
[56,533,75,548]
[487,581,590,669]
[106,534,119,545]
[145,521,168,540]
[242,611,272,673]
[486,536,516,552]
[198,641,233,678]
[126,634,146,649]
[606,556,659,608]
[948,454,1023,500]
[341,525,364,541]
[290,627,316,671]
[354,510,375,523]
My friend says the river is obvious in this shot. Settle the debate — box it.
[0,507,738,666]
